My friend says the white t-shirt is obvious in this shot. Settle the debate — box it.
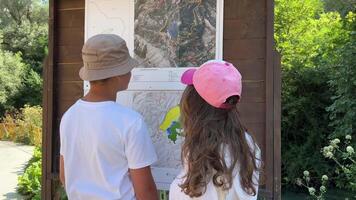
[169,133,260,200]
[60,99,157,200]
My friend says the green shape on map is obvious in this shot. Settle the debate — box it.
[167,121,182,143]
[159,105,180,131]
[160,105,182,143]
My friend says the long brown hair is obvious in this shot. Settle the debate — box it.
[179,86,260,197]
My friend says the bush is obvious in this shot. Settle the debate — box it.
[18,147,42,200]
[0,105,42,146]
[296,135,356,199]
[281,67,334,188]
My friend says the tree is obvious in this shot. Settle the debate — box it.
[0,0,48,27]
[0,0,48,74]
[323,0,356,17]
[326,13,356,138]
[0,0,48,111]
[0,49,25,115]
[275,0,354,191]
[1,21,47,74]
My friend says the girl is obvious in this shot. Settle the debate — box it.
[170,60,261,200]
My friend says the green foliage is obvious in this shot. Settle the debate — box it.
[0,49,25,115]
[326,13,356,138]
[18,147,42,200]
[281,67,334,188]
[1,21,48,73]
[10,65,43,109]
[321,137,356,191]
[276,0,356,193]
[323,0,356,17]
[296,136,356,199]
[275,0,346,69]
[0,0,48,27]
[0,0,47,115]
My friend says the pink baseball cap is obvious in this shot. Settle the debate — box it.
[181,60,242,109]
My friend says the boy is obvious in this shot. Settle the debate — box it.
[59,34,158,200]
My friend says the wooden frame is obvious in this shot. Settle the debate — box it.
[43,0,281,199]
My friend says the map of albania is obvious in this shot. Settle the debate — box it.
[134,0,217,68]
[130,91,184,168]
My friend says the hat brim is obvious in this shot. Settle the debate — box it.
[181,69,197,85]
[79,57,139,81]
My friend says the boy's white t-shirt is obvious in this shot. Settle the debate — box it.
[60,99,157,200]
[169,133,261,200]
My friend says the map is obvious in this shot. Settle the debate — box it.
[116,68,186,189]
[85,0,223,190]
[134,0,218,68]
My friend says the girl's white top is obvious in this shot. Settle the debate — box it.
[169,133,261,200]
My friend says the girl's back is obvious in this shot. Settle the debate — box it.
[169,60,262,200]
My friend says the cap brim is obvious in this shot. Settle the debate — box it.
[181,69,197,85]
[79,57,139,81]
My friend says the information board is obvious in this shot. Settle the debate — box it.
[85,0,224,189]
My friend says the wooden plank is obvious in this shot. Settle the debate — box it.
[58,0,85,10]
[224,0,239,19]
[224,0,266,20]
[273,52,282,199]
[223,39,266,60]
[224,19,266,40]
[56,81,83,101]
[57,27,84,46]
[229,59,266,81]
[240,81,266,103]
[57,63,82,81]
[245,122,265,150]
[238,102,266,124]
[56,45,83,63]
[42,0,55,199]
[265,0,275,196]
[57,10,85,28]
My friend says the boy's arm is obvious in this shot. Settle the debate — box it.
[130,166,158,200]
[60,155,65,187]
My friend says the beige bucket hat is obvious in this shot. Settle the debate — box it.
[79,34,139,81]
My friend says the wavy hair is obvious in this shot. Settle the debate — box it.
[179,85,260,197]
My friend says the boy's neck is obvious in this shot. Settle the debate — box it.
[82,88,117,102]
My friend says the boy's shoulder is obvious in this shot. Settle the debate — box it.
[61,100,143,124]
[109,103,143,121]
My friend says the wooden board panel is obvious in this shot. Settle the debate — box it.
[224,39,266,60]
[56,81,83,101]
[224,0,266,20]
[57,63,82,81]
[245,122,265,149]
[56,45,83,63]
[229,59,266,81]
[224,19,266,39]
[238,102,266,124]
[58,0,85,10]
[57,10,85,28]
[57,27,84,46]
[241,81,266,103]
